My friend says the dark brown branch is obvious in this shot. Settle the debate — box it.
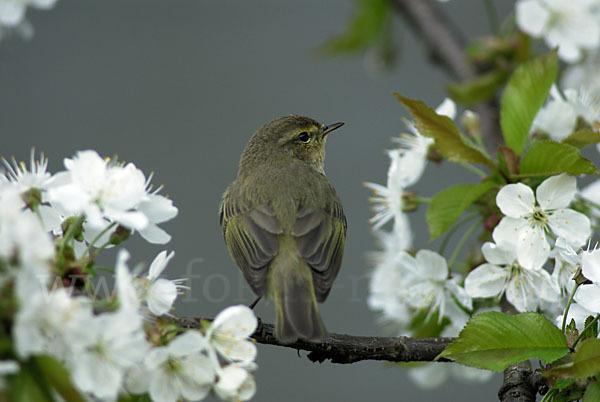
[389,0,502,151]
[498,361,540,402]
[171,316,453,364]
[497,299,539,402]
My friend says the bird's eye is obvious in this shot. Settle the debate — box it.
[297,131,310,143]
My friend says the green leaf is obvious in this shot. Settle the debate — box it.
[562,129,600,148]
[426,180,495,240]
[545,338,600,380]
[319,0,389,54]
[500,51,558,155]
[395,94,495,169]
[8,362,54,402]
[437,312,569,371]
[519,141,600,176]
[584,380,600,402]
[447,69,508,106]
[35,356,85,402]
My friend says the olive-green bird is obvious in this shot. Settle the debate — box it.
[219,115,346,343]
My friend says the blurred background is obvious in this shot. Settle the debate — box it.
[0,1,516,400]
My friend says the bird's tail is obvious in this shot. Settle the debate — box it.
[268,243,327,343]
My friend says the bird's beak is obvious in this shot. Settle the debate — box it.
[321,122,344,137]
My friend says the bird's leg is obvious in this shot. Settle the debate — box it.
[249,296,262,310]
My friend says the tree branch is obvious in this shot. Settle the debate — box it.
[389,0,502,151]
[171,315,453,364]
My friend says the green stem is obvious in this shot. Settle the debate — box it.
[539,388,556,402]
[458,162,486,178]
[562,281,582,333]
[438,212,480,255]
[92,266,116,274]
[59,215,84,256]
[415,196,432,204]
[572,314,600,349]
[85,222,117,258]
[448,218,483,268]
[578,194,600,211]
[483,0,499,34]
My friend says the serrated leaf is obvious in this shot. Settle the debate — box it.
[562,129,600,148]
[500,51,558,155]
[319,0,389,55]
[426,180,495,240]
[584,380,600,402]
[545,338,600,380]
[437,312,568,371]
[395,94,495,169]
[519,140,600,176]
[447,69,508,106]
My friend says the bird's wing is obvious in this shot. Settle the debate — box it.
[292,198,346,302]
[220,195,282,296]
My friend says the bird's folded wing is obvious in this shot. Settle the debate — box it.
[221,201,282,295]
[293,201,346,302]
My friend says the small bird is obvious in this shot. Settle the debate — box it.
[219,115,347,343]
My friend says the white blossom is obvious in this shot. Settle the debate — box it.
[47,150,178,244]
[574,245,600,313]
[213,363,257,402]
[144,331,214,402]
[367,231,414,326]
[134,250,185,316]
[516,0,600,62]
[550,237,581,295]
[205,305,258,364]
[365,99,454,231]
[13,287,93,359]
[68,309,149,400]
[396,250,472,323]
[465,224,560,312]
[495,174,590,270]
[562,50,600,97]
[0,185,54,268]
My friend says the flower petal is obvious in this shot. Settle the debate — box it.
[148,250,175,280]
[582,249,600,284]
[415,250,448,280]
[574,283,600,313]
[481,241,515,265]
[536,174,576,211]
[517,225,549,270]
[212,305,258,338]
[464,264,508,298]
[139,223,172,244]
[168,331,206,356]
[138,194,178,224]
[548,208,591,247]
[148,279,178,316]
[496,183,535,218]
[516,0,550,36]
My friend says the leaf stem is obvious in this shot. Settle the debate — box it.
[438,212,480,255]
[85,222,117,258]
[483,0,499,34]
[448,217,483,268]
[562,281,582,333]
[59,215,84,256]
[458,162,487,178]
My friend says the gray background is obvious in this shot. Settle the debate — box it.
[0,1,519,400]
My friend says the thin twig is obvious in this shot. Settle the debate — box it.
[389,0,502,151]
[170,315,453,364]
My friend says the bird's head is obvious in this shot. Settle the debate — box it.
[240,115,344,174]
